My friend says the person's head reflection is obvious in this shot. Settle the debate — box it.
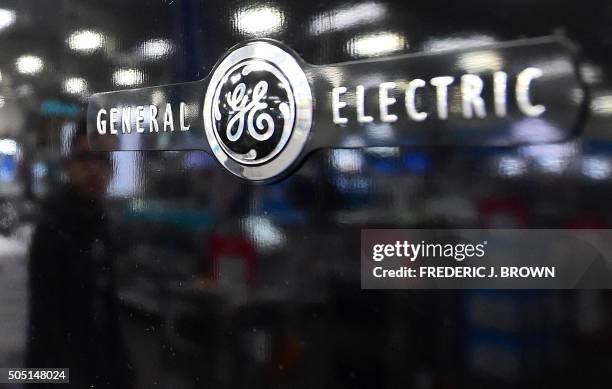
[64,123,111,199]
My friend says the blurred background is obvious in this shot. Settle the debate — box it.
[0,0,612,388]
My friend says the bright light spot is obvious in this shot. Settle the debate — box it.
[0,96,4,108]
[497,156,527,177]
[582,156,611,180]
[63,77,87,95]
[67,29,105,53]
[139,39,174,60]
[350,32,406,57]
[457,50,502,72]
[0,9,16,31]
[113,68,144,87]
[330,149,364,173]
[242,216,285,252]
[234,6,284,36]
[523,143,576,175]
[15,55,43,75]
[309,2,387,35]
[591,95,612,115]
[0,139,17,155]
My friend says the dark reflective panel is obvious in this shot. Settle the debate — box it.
[0,1,612,389]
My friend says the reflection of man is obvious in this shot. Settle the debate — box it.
[27,123,132,388]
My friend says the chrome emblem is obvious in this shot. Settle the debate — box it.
[89,37,583,183]
[203,41,312,180]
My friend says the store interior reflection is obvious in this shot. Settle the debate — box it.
[0,0,611,388]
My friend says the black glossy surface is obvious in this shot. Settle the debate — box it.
[1,1,612,388]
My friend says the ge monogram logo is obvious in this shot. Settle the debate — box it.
[203,41,312,181]
[212,60,294,164]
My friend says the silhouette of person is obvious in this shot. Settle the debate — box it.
[27,121,132,388]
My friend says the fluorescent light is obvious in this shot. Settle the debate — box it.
[113,68,144,86]
[67,29,105,53]
[234,6,284,36]
[351,32,406,57]
[0,9,16,31]
[15,55,43,75]
[63,77,88,95]
[139,39,173,60]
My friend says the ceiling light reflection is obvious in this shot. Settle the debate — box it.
[67,29,105,54]
[0,9,16,31]
[234,6,284,36]
[15,55,43,75]
[113,68,144,87]
[139,39,174,60]
[350,32,406,57]
[63,77,88,95]
[309,2,387,35]
[457,50,502,72]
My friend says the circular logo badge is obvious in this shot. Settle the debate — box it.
[203,41,312,181]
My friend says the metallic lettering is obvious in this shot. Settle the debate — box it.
[164,103,174,132]
[517,67,546,117]
[332,87,348,124]
[430,76,454,120]
[180,102,190,131]
[109,108,119,134]
[121,107,131,133]
[493,71,508,117]
[405,79,427,121]
[136,105,145,133]
[149,105,159,132]
[461,74,486,119]
[96,109,106,135]
[379,82,398,123]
